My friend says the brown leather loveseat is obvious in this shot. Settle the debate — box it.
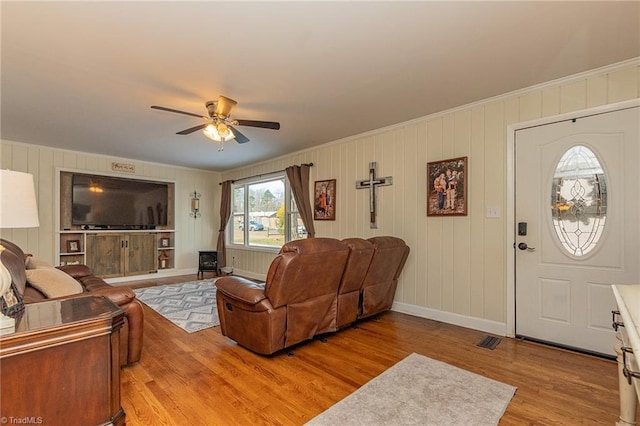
[1,239,144,366]
[216,236,409,355]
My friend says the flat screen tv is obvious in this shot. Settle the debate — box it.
[72,173,169,229]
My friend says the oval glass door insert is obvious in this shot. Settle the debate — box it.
[551,145,607,256]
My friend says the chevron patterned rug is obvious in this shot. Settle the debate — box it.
[134,279,219,333]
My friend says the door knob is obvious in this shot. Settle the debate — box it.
[518,242,535,251]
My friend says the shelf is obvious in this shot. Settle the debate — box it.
[56,229,177,274]
[157,231,175,269]
[59,252,85,266]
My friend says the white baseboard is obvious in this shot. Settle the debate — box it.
[105,267,198,285]
[391,302,508,336]
[104,267,266,286]
[109,271,505,337]
[229,269,266,282]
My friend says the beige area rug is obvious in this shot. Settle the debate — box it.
[306,353,516,426]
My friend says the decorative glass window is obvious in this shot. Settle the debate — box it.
[550,145,607,256]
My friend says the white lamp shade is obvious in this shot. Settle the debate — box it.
[0,170,40,228]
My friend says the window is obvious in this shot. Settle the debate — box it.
[229,174,306,250]
[550,145,607,257]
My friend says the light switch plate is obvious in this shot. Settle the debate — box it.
[486,206,501,218]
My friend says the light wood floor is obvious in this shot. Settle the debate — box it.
[120,274,634,425]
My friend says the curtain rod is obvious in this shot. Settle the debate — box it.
[219,163,314,185]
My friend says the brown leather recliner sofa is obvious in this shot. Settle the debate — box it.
[359,236,410,319]
[0,239,143,366]
[216,236,409,355]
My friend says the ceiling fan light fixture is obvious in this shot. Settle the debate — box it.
[218,123,234,140]
[202,124,217,141]
[202,123,235,141]
[202,123,235,151]
[152,95,279,147]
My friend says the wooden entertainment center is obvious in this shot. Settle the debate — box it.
[57,171,176,277]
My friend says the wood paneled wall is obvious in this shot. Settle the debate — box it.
[224,59,640,330]
[1,60,637,330]
[0,145,221,271]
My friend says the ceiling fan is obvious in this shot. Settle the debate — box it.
[151,96,280,150]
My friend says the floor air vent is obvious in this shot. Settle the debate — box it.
[477,335,501,350]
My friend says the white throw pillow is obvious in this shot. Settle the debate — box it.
[25,256,54,270]
[26,268,83,298]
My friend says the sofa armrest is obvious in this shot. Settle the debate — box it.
[57,264,93,280]
[89,286,136,306]
[119,298,144,364]
[80,288,143,365]
[216,276,267,305]
[52,292,144,365]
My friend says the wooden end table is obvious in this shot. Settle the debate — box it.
[0,296,125,426]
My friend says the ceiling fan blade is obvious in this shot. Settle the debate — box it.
[176,123,208,135]
[216,96,237,117]
[235,119,280,130]
[151,105,207,119]
[229,126,250,144]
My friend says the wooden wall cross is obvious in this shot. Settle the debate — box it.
[355,162,393,229]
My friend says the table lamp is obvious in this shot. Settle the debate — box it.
[0,170,40,333]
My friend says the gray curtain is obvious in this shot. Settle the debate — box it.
[286,164,316,238]
[216,180,232,268]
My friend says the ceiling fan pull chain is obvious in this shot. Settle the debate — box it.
[218,140,224,152]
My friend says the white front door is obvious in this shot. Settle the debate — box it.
[515,106,639,356]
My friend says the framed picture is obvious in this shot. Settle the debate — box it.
[67,240,81,253]
[160,237,170,247]
[1,281,24,317]
[427,156,468,216]
[314,179,336,220]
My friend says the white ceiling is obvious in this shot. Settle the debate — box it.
[2,1,639,172]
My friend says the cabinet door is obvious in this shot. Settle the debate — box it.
[126,233,157,276]
[86,233,125,278]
